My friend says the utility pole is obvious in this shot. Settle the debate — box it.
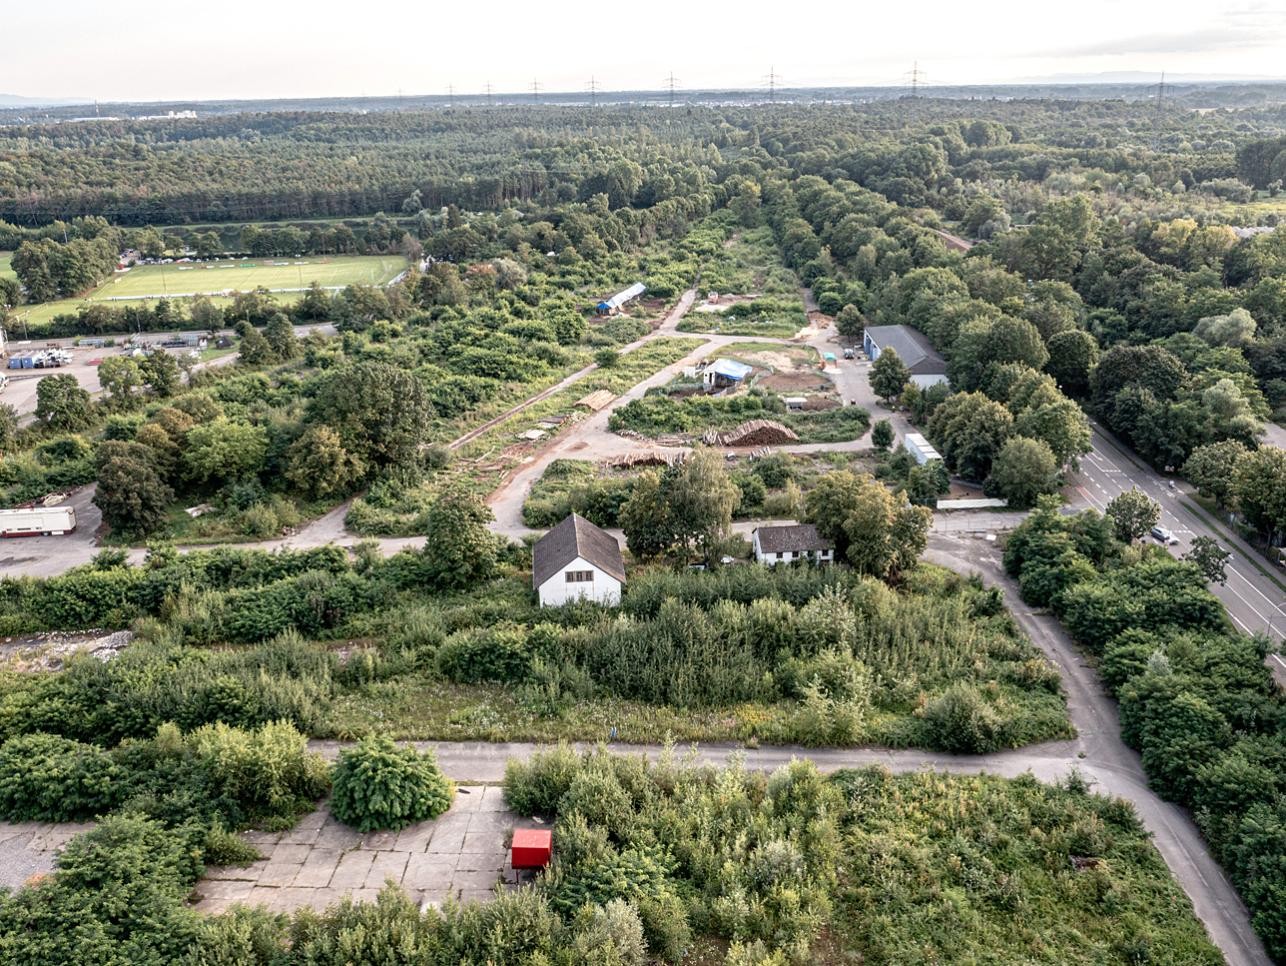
[1156,71,1166,114]
[485,81,494,107]
[665,72,679,107]
[447,84,455,108]
[531,79,541,103]
[587,76,599,107]
[907,61,925,98]
[764,66,780,102]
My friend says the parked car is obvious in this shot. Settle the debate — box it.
[843,347,855,359]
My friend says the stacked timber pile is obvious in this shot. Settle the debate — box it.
[607,450,686,470]
[702,420,800,447]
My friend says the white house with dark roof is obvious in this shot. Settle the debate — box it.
[751,524,834,566]
[862,324,948,388]
[531,513,626,607]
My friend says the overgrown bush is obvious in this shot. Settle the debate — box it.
[330,735,453,832]
[0,733,125,821]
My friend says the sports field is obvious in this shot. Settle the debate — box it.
[9,254,406,329]
[101,255,405,299]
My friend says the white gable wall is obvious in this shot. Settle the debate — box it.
[537,555,622,607]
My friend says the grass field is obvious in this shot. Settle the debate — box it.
[9,254,406,329]
[0,252,13,280]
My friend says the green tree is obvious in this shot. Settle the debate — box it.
[1232,445,1286,542]
[139,351,180,398]
[183,418,269,484]
[871,419,894,451]
[308,361,431,472]
[620,470,673,561]
[94,442,174,535]
[1184,536,1232,585]
[906,459,950,508]
[836,304,863,339]
[284,425,366,499]
[988,436,1059,509]
[235,323,275,366]
[1105,488,1161,543]
[870,347,911,404]
[34,374,94,432]
[1045,329,1099,398]
[1184,440,1250,508]
[263,314,299,361]
[664,447,741,563]
[926,391,1014,481]
[806,470,930,581]
[96,357,143,410]
[1014,397,1091,469]
[421,484,497,590]
[0,403,19,453]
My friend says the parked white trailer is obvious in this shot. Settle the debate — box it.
[0,507,77,537]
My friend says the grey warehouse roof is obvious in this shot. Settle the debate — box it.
[532,513,626,588]
[863,325,947,376]
[754,523,833,554]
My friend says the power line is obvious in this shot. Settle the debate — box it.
[905,61,926,98]
[763,66,781,102]
[1156,71,1167,114]
[587,76,599,107]
[446,84,455,108]
[531,79,541,103]
[664,72,680,107]
[484,81,493,107]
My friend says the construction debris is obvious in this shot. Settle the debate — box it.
[577,389,615,412]
[702,420,800,447]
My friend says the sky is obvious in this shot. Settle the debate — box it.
[5,0,1286,102]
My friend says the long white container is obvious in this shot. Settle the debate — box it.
[0,507,77,536]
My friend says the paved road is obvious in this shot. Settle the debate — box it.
[1067,422,1286,673]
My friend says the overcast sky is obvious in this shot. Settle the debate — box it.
[6,0,1286,102]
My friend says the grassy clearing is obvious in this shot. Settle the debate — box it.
[0,251,12,280]
[104,255,406,298]
[8,255,405,328]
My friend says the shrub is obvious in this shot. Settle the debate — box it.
[330,736,453,832]
[188,720,330,826]
[0,732,125,821]
[921,683,1004,753]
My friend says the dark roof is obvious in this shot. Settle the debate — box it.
[863,325,947,376]
[532,513,626,588]
[754,524,833,554]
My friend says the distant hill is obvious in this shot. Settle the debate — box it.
[1018,71,1284,85]
[0,93,91,107]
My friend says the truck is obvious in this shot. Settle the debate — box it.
[0,506,77,537]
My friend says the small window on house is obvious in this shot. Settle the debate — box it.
[565,570,594,583]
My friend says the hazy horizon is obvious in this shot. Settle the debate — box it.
[5,0,1285,104]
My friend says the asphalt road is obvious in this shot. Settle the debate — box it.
[1066,422,1286,683]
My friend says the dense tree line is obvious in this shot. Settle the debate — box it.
[1004,499,1286,958]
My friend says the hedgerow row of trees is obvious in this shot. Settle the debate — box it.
[1003,499,1286,958]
